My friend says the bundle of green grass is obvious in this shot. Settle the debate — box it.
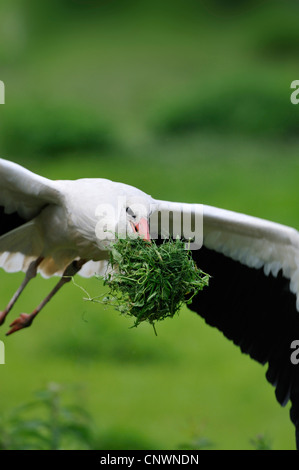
[100,237,210,333]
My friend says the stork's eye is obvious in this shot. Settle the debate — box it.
[126,207,136,218]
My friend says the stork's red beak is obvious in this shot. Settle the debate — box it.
[132,217,150,241]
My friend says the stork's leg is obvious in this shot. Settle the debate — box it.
[6,259,86,336]
[0,256,44,326]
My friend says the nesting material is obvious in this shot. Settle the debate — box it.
[100,237,210,332]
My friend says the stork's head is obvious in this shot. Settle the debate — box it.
[94,183,154,245]
[125,203,151,241]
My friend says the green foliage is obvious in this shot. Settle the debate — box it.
[0,103,113,157]
[0,383,93,450]
[99,238,210,332]
[0,382,274,450]
[0,383,159,450]
[250,434,272,450]
[152,82,299,139]
[178,436,214,450]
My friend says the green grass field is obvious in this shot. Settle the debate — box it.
[0,0,299,450]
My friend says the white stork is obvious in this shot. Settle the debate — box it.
[0,157,299,449]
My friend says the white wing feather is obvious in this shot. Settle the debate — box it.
[0,158,64,275]
[0,158,62,218]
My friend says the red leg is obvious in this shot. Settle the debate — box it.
[6,259,86,336]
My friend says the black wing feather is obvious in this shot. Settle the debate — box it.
[0,206,27,237]
[189,246,299,448]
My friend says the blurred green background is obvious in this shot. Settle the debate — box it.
[1,0,299,450]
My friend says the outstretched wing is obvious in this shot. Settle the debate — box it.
[0,158,62,223]
[0,158,63,272]
[152,199,299,449]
